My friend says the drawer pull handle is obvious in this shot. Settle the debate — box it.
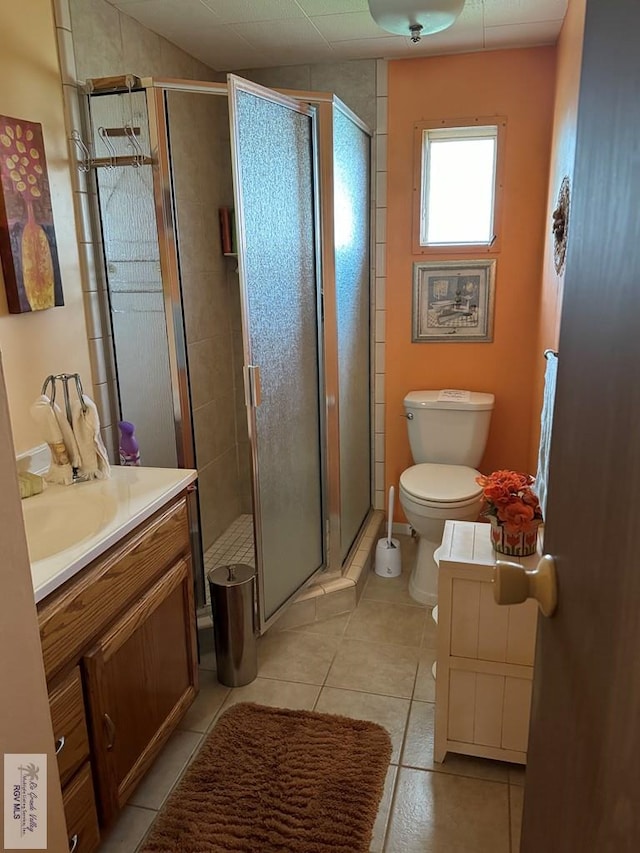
[69,833,78,852]
[104,713,116,751]
[55,736,65,755]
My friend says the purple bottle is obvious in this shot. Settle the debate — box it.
[118,421,141,466]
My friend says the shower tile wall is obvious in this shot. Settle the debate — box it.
[168,92,251,549]
[64,0,224,458]
[239,59,377,133]
[69,0,224,83]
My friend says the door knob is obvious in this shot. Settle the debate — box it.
[493,554,558,617]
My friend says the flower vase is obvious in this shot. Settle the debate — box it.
[490,519,539,557]
[21,201,54,311]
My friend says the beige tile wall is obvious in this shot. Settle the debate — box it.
[374,59,388,513]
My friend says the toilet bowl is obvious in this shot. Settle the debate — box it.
[398,390,495,606]
[399,463,483,605]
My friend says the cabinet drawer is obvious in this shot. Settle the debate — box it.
[49,668,90,787]
[63,763,100,853]
[39,497,190,682]
[448,670,533,752]
[450,578,537,665]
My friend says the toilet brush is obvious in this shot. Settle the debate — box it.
[375,486,402,578]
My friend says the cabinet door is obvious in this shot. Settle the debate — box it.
[83,556,198,825]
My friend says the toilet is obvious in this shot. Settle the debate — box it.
[399,390,495,606]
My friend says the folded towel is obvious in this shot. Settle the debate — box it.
[533,352,558,520]
[30,395,80,485]
[71,394,111,480]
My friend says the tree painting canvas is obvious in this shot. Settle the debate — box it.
[0,116,63,313]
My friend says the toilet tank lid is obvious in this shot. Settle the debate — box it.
[404,390,495,411]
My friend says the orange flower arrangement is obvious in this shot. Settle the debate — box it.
[476,470,543,533]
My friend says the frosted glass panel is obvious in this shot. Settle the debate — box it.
[93,92,177,468]
[231,86,323,621]
[109,291,176,467]
[334,109,371,561]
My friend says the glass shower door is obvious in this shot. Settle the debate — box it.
[228,76,324,628]
[334,107,372,561]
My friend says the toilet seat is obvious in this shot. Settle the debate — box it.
[400,463,482,508]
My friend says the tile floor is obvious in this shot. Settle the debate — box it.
[98,535,525,853]
[203,514,254,605]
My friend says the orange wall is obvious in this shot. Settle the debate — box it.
[386,48,556,516]
[530,0,586,470]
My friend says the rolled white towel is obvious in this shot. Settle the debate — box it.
[71,394,111,480]
[533,352,558,520]
[30,395,80,485]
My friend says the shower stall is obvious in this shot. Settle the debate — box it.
[84,74,372,631]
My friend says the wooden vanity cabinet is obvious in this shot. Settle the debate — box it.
[38,493,198,849]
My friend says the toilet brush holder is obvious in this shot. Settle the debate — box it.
[375,538,402,578]
[375,484,402,578]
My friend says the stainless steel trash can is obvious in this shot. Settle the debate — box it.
[207,563,257,687]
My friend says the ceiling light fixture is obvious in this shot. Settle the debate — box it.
[368,0,465,43]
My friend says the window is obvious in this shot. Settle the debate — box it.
[413,117,505,253]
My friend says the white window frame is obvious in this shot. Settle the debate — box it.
[412,116,506,255]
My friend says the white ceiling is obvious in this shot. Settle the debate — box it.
[107,0,568,71]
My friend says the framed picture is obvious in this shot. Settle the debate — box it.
[0,115,63,313]
[412,259,496,343]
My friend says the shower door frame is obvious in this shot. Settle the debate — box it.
[145,80,228,612]
[131,77,374,623]
[303,92,374,570]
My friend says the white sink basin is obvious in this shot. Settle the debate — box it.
[22,486,118,562]
[24,466,197,604]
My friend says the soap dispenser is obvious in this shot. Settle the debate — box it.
[118,421,140,466]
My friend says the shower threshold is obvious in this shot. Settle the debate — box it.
[197,510,384,632]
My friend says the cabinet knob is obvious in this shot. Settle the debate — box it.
[69,833,78,852]
[55,735,65,755]
[103,713,117,751]
[493,554,558,617]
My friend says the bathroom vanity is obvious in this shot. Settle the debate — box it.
[434,520,539,765]
[29,468,198,852]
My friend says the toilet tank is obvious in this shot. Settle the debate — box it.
[404,390,495,467]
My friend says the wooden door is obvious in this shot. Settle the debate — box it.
[522,1,640,849]
[83,557,198,825]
